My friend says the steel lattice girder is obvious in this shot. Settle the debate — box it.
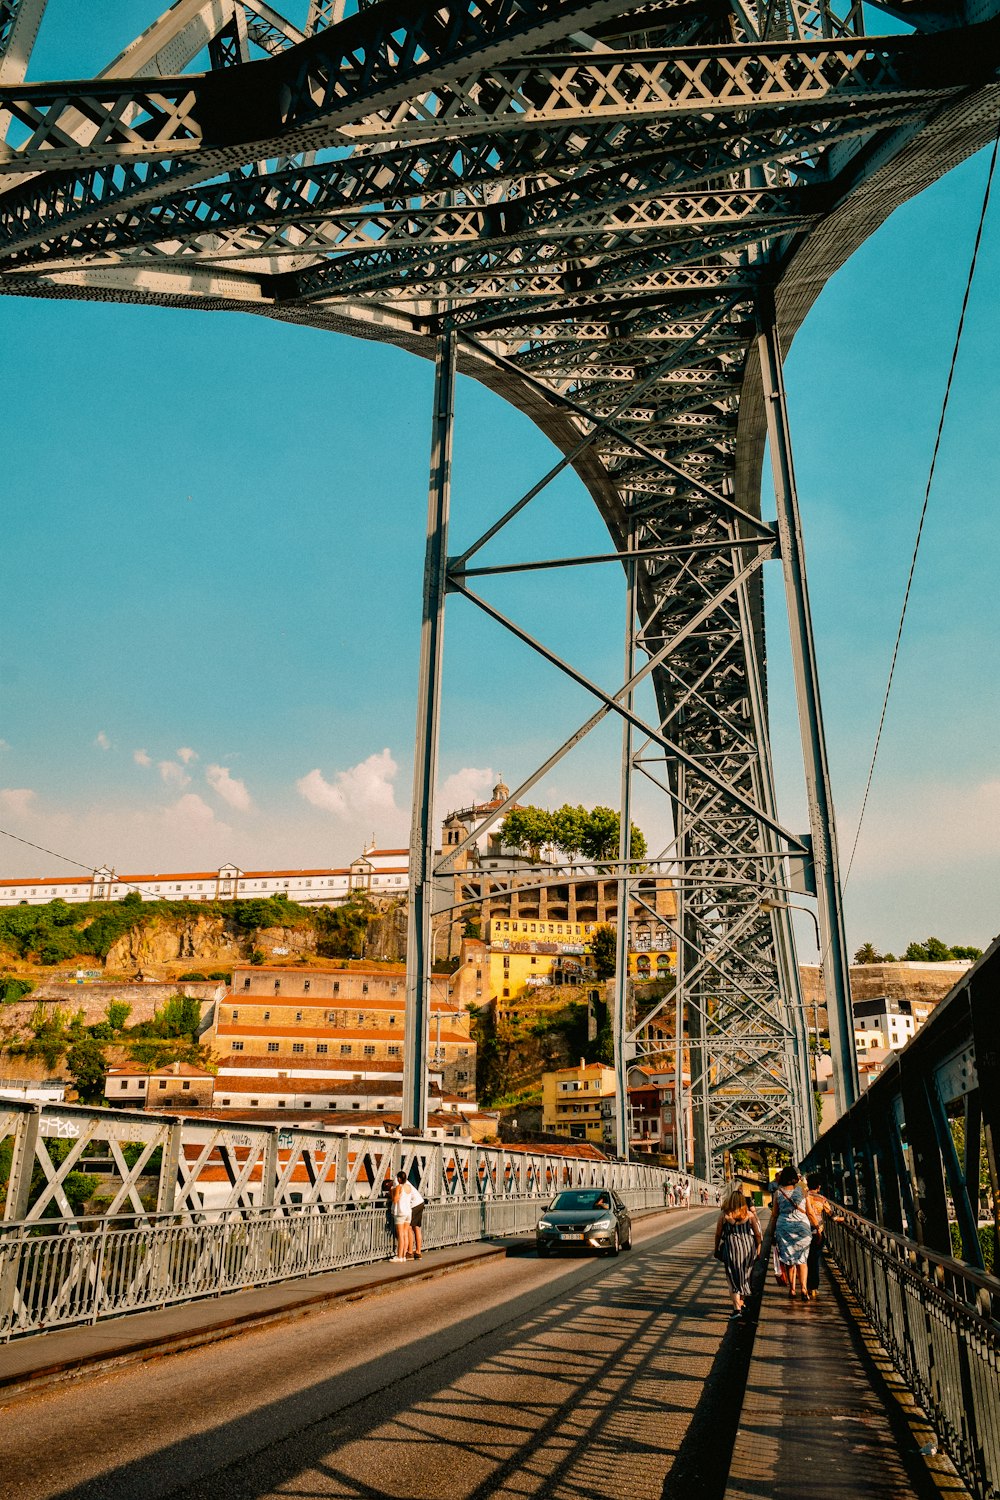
[1,0,998,1169]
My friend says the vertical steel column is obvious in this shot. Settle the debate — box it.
[756,295,858,1119]
[404,331,457,1133]
[612,530,636,1159]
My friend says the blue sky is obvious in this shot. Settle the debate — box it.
[0,6,997,957]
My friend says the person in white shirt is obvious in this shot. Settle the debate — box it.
[408,1181,425,1259]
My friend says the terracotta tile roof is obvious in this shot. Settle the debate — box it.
[215,1023,471,1042]
[214,1077,442,1098]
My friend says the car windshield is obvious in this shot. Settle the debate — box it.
[550,1191,611,1211]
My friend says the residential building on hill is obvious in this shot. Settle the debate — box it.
[541,1061,617,1144]
[202,963,477,1103]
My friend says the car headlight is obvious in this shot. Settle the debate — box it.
[590,1218,613,1231]
[537,1220,553,1230]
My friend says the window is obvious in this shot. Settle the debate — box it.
[317,1043,328,1055]
[232,1041,244,1052]
[250,1099,259,1107]
[389,1014,396,1025]
[352,1102,360,1110]
[363,1044,375,1056]
[357,1013,364,1024]
[263,1010,270,1021]
[277,1101,286,1108]
[268,1042,280,1053]
[362,983,369,995]
[243,978,251,991]
[333,981,340,994]
[304,980,310,992]
[119,1080,128,1090]
[341,1044,352,1055]
[231,1009,239,1020]
[158,1080,167,1089]
[503,988,510,998]
[219,1098,230,1106]
[295,1012,303,1022]
[388,1045,400,1057]
[274,980,281,992]
[292,1043,304,1054]
[303,1101,312,1108]
[182,1081,191,1091]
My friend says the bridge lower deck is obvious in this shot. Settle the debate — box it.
[1,1209,955,1499]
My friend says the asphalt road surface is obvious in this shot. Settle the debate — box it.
[5,1209,727,1500]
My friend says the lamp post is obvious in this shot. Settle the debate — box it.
[759,898,824,1103]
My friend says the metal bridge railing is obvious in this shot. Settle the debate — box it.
[825,1211,1000,1500]
[0,1182,673,1341]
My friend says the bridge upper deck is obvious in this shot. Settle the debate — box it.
[0,1205,952,1500]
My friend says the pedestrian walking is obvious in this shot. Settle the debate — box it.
[769,1166,820,1299]
[389,1171,413,1262]
[714,1188,763,1321]
[803,1173,841,1298]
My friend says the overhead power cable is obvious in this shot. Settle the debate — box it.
[0,825,195,904]
[842,122,1000,891]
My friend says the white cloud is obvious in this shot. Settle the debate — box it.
[439,767,495,815]
[0,787,36,817]
[158,760,191,788]
[177,747,197,765]
[206,764,252,811]
[163,792,222,832]
[95,731,112,751]
[133,749,152,768]
[297,748,399,821]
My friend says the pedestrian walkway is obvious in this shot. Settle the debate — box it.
[726,1250,965,1500]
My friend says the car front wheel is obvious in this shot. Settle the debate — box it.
[608,1229,620,1256]
[537,1243,550,1258]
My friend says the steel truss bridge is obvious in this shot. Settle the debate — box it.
[2,0,998,1175]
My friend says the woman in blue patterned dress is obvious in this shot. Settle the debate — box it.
[714,1188,763,1321]
[769,1166,820,1299]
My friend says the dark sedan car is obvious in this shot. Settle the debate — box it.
[535,1188,632,1256]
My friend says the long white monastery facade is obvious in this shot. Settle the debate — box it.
[0,846,408,908]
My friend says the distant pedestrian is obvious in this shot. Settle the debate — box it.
[714,1188,763,1321]
[389,1171,412,1262]
[769,1166,820,1298]
[408,1180,425,1260]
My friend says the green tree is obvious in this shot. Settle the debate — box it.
[951,945,983,962]
[551,803,589,856]
[105,999,132,1033]
[154,994,202,1039]
[905,936,955,962]
[853,942,881,964]
[589,924,617,980]
[65,1037,108,1104]
[499,806,554,859]
[579,805,620,862]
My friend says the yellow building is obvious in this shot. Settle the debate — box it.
[486,915,675,1012]
[541,1060,617,1144]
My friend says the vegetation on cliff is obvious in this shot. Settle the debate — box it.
[4,993,214,1101]
[853,937,983,964]
[0,889,390,969]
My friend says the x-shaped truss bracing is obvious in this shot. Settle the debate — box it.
[1,0,997,1174]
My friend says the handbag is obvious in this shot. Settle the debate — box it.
[771,1244,787,1285]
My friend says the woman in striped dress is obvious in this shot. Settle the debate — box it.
[714,1188,763,1321]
